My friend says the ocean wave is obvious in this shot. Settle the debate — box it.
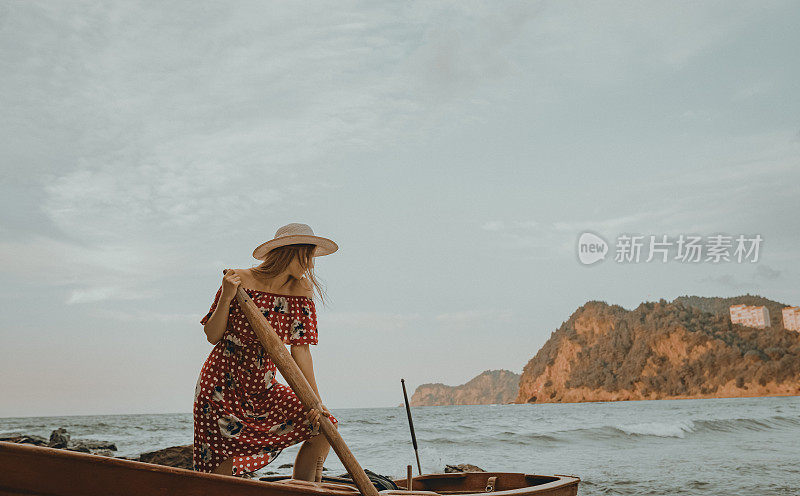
[416,414,800,446]
[421,431,559,446]
[614,420,696,438]
[347,419,383,425]
[610,415,800,439]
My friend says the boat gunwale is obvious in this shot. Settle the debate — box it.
[0,441,350,495]
[1,441,579,496]
[391,472,580,496]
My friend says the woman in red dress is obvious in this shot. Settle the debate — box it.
[193,223,339,480]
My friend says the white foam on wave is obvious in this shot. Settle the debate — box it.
[615,420,696,438]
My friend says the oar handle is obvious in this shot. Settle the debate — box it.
[227,273,378,496]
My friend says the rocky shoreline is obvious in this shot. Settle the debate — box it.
[1,428,483,477]
[1,428,195,470]
[2,428,118,456]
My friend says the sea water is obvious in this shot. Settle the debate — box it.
[2,396,799,495]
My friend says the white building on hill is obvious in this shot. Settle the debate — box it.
[782,306,800,332]
[729,304,771,329]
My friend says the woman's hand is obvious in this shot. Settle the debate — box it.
[221,269,241,302]
[305,404,332,434]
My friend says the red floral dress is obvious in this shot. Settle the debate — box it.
[193,286,337,475]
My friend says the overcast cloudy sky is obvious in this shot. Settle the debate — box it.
[1,1,798,417]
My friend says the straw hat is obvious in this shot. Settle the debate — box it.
[252,223,338,260]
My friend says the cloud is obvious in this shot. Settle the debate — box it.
[732,80,776,101]
[479,212,668,259]
[89,308,198,323]
[481,125,800,261]
[699,264,784,290]
[0,234,153,279]
[435,308,513,329]
[480,220,507,232]
[698,274,754,290]
[1,1,558,307]
[402,1,541,100]
[0,2,546,248]
[500,1,771,95]
[325,311,423,332]
[66,286,159,305]
[755,264,781,280]
[5,1,793,265]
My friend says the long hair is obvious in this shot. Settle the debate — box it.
[249,243,329,306]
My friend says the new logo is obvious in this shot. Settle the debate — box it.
[577,232,608,265]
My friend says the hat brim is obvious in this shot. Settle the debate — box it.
[252,235,338,260]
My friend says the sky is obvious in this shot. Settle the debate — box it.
[1,1,798,417]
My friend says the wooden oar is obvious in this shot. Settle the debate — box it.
[224,271,379,496]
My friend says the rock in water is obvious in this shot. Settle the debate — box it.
[66,445,115,456]
[71,439,118,452]
[138,445,193,470]
[3,429,117,457]
[445,464,486,473]
[48,428,70,449]
[0,434,48,446]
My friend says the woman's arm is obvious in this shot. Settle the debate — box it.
[291,344,321,401]
[203,295,233,345]
[203,269,241,345]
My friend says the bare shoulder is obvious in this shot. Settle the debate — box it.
[232,268,254,282]
[233,268,266,289]
[296,277,314,299]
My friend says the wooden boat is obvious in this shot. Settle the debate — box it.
[0,441,580,495]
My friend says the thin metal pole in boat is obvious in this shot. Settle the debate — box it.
[400,378,422,475]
